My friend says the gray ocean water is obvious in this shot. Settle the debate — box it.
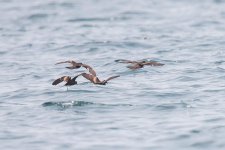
[1,0,225,149]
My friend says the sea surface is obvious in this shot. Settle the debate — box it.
[1,0,225,149]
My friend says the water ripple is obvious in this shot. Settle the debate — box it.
[1,0,225,149]
[42,101,133,110]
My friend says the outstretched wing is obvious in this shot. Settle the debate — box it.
[81,73,96,83]
[115,59,138,64]
[56,60,83,69]
[142,61,164,66]
[55,60,80,66]
[72,73,83,80]
[81,64,97,76]
[104,75,120,83]
[52,76,65,85]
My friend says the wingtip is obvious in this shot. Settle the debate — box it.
[153,63,165,66]
[114,59,124,62]
[55,62,63,65]
[52,80,59,85]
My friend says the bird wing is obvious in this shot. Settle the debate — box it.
[65,64,82,69]
[142,61,164,66]
[55,60,77,65]
[72,73,83,80]
[66,66,78,69]
[104,75,120,83]
[115,59,138,64]
[52,76,65,85]
[81,64,97,76]
[81,73,96,83]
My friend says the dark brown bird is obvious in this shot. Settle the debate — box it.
[52,74,82,86]
[55,60,83,69]
[55,60,97,76]
[115,59,164,70]
[81,73,120,85]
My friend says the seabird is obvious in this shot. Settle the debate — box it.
[53,60,119,85]
[55,60,83,69]
[115,59,164,70]
[81,73,120,85]
[52,74,82,86]
[55,60,97,76]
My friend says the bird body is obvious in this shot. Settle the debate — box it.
[52,74,82,86]
[81,73,119,85]
[127,63,144,70]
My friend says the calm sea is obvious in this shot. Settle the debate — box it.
[1,0,225,149]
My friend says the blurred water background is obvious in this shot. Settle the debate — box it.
[1,0,225,149]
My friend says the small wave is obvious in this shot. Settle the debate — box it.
[0,51,7,55]
[0,101,26,107]
[27,13,48,20]
[42,101,95,107]
[67,17,109,22]
[214,60,225,65]
[42,101,133,110]
[214,0,225,3]
[120,10,148,15]
[66,89,98,93]
[176,76,198,82]
[154,102,189,111]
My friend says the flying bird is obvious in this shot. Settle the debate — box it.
[53,60,119,86]
[81,73,120,85]
[55,60,83,69]
[55,60,97,76]
[52,74,82,86]
[115,59,164,70]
